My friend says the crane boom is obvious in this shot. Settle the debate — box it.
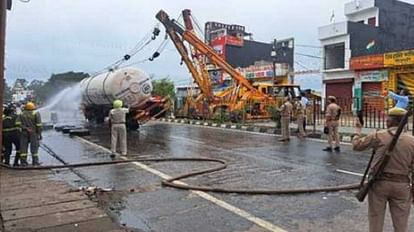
[156,10,213,99]
[156,10,267,99]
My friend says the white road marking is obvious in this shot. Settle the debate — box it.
[335,169,364,177]
[169,135,205,145]
[76,137,287,232]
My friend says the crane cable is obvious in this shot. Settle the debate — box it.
[118,11,184,66]
[90,23,162,76]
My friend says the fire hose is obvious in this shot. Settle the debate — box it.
[0,144,360,195]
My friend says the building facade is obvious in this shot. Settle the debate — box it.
[318,0,414,111]
[205,21,294,86]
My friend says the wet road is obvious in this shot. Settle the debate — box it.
[40,121,414,232]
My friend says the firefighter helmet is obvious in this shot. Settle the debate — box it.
[25,102,36,110]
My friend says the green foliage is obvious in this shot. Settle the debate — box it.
[3,82,12,102]
[212,110,229,123]
[152,78,175,99]
[27,80,45,94]
[267,105,281,128]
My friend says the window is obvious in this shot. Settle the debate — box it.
[357,20,364,24]
[324,43,345,70]
[368,17,376,26]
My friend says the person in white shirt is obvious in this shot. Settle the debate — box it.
[109,100,129,158]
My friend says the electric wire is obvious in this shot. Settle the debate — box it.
[191,14,205,38]
[295,52,323,59]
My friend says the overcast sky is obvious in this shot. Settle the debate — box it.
[5,0,414,91]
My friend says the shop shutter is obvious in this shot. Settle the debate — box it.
[326,81,353,112]
[397,73,414,97]
[397,73,414,108]
[362,82,383,111]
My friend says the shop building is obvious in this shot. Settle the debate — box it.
[205,21,294,87]
[318,0,414,111]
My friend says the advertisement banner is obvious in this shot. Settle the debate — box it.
[225,36,244,47]
[384,50,414,67]
[350,54,384,70]
[358,70,388,82]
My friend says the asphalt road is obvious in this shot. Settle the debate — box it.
[40,121,414,232]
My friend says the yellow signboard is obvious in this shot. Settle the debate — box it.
[384,50,414,67]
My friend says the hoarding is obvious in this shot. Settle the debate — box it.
[225,36,243,47]
[205,21,245,43]
[358,70,388,82]
[350,54,384,70]
[384,50,414,67]
[211,35,243,48]
[222,63,288,80]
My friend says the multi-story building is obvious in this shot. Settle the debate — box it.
[205,22,293,86]
[11,80,33,103]
[318,0,414,111]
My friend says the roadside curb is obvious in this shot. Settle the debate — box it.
[157,118,362,142]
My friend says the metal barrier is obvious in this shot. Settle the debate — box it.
[307,97,414,134]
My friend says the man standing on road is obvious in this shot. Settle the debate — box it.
[278,97,293,142]
[19,102,42,166]
[109,99,129,158]
[352,107,414,232]
[301,92,310,131]
[2,105,21,166]
[323,96,341,152]
[294,96,306,139]
[388,89,409,109]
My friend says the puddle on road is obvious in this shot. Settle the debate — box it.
[96,191,152,232]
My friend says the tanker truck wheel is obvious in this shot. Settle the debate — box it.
[126,116,140,131]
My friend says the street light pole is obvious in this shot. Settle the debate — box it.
[271,39,277,88]
[0,0,8,145]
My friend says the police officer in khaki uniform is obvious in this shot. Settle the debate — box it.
[109,99,129,158]
[352,107,414,232]
[278,97,293,142]
[294,96,306,139]
[323,96,341,152]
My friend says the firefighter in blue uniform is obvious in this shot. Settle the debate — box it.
[2,105,21,166]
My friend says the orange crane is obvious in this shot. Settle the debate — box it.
[156,9,275,119]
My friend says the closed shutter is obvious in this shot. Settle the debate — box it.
[397,73,414,97]
[326,81,353,112]
[362,82,383,110]
[397,73,414,108]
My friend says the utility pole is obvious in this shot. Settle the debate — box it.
[271,39,277,89]
[0,0,8,145]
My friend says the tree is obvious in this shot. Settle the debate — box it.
[27,80,45,93]
[151,78,175,99]
[3,81,12,103]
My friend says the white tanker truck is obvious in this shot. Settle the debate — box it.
[80,67,169,129]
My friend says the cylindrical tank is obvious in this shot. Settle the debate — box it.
[80,68,152,107]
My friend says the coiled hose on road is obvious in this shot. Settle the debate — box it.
[0,144,360,195]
